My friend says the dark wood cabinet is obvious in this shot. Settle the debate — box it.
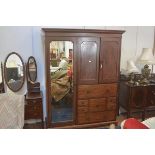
[43,28,124,128]
[119,83,155,120]
[24,92,44,128]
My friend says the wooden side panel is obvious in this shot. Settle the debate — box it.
[99,37,121,83]
[130,87,146,108]
[78,37,100,84]
[147,85,155,106]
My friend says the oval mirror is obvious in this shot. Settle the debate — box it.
[27,56,37,82]
[4,52,25,92]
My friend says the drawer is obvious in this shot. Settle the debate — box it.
[25,111,42,120]
[25,104,42,120]
[107,97,116,110]
[89,112,105,123]
[89,98,106,112]
[104,111,116,121]
[89,111,116,123]
[26,99,42,105]
[77,113,89,124]
[78,106,89,113]
[77,111,116,124]
[147,87,155,106]
[25,104,42,112]
[78,100,88,107]
[78,84,117,99]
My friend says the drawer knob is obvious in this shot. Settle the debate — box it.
[86,91,90,94]
[33,100,37,103]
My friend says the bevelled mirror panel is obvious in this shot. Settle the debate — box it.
[50,41,74,124]
[4,52,25,92]
[27,56,37,82]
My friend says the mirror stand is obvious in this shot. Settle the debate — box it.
[24,56,44,128]
[26,56,40,95]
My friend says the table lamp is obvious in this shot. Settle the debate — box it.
[137,48,155,85]
[126,60,139,84]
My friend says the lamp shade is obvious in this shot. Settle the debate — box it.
[137,48,155,65]
[126,60,139,73]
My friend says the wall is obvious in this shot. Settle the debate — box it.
[0,26,33,94]
[0,26,154,120]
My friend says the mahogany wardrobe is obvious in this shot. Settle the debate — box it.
[42,28,125,128]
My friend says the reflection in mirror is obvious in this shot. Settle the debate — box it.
[4,52,25,92]
[28,56,37,82]
[50,41,73,123]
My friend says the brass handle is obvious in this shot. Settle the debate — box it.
[86,91,90,94]
[100,64,103,69]
[81,102,86,105]
[33,100,37,103]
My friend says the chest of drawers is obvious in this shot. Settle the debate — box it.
[24,92,43,125]
[119,83,155,120]
[77,84,117,124]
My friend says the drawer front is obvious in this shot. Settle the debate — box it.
[25,104,42,112]
[89,112,105,123]
[78,107,89,113]
[25,111,42,119]
[104,111,116,121]
[25,103,42,120]
[77,111,116,124]
[77,113,89,124]
[78,100,88,107]
[78,84,117,99]
[89,98,106,112]
[147,86,155,106]
[107,97,116,110]
[26,99,42,105]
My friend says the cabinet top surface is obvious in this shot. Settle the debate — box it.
[26,92,42,100]
[42,28,125,34]
[125,82,155,87]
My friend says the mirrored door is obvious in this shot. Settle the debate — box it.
[50,41,74,124]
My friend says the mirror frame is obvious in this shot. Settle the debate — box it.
[27,56,37,82]
[4,52,25,92]
[0,62,5,93]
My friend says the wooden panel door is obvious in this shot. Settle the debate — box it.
[147,85,155,106]
[78,37,100,84]
[130,86,146,108]
[99,37,121,83]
